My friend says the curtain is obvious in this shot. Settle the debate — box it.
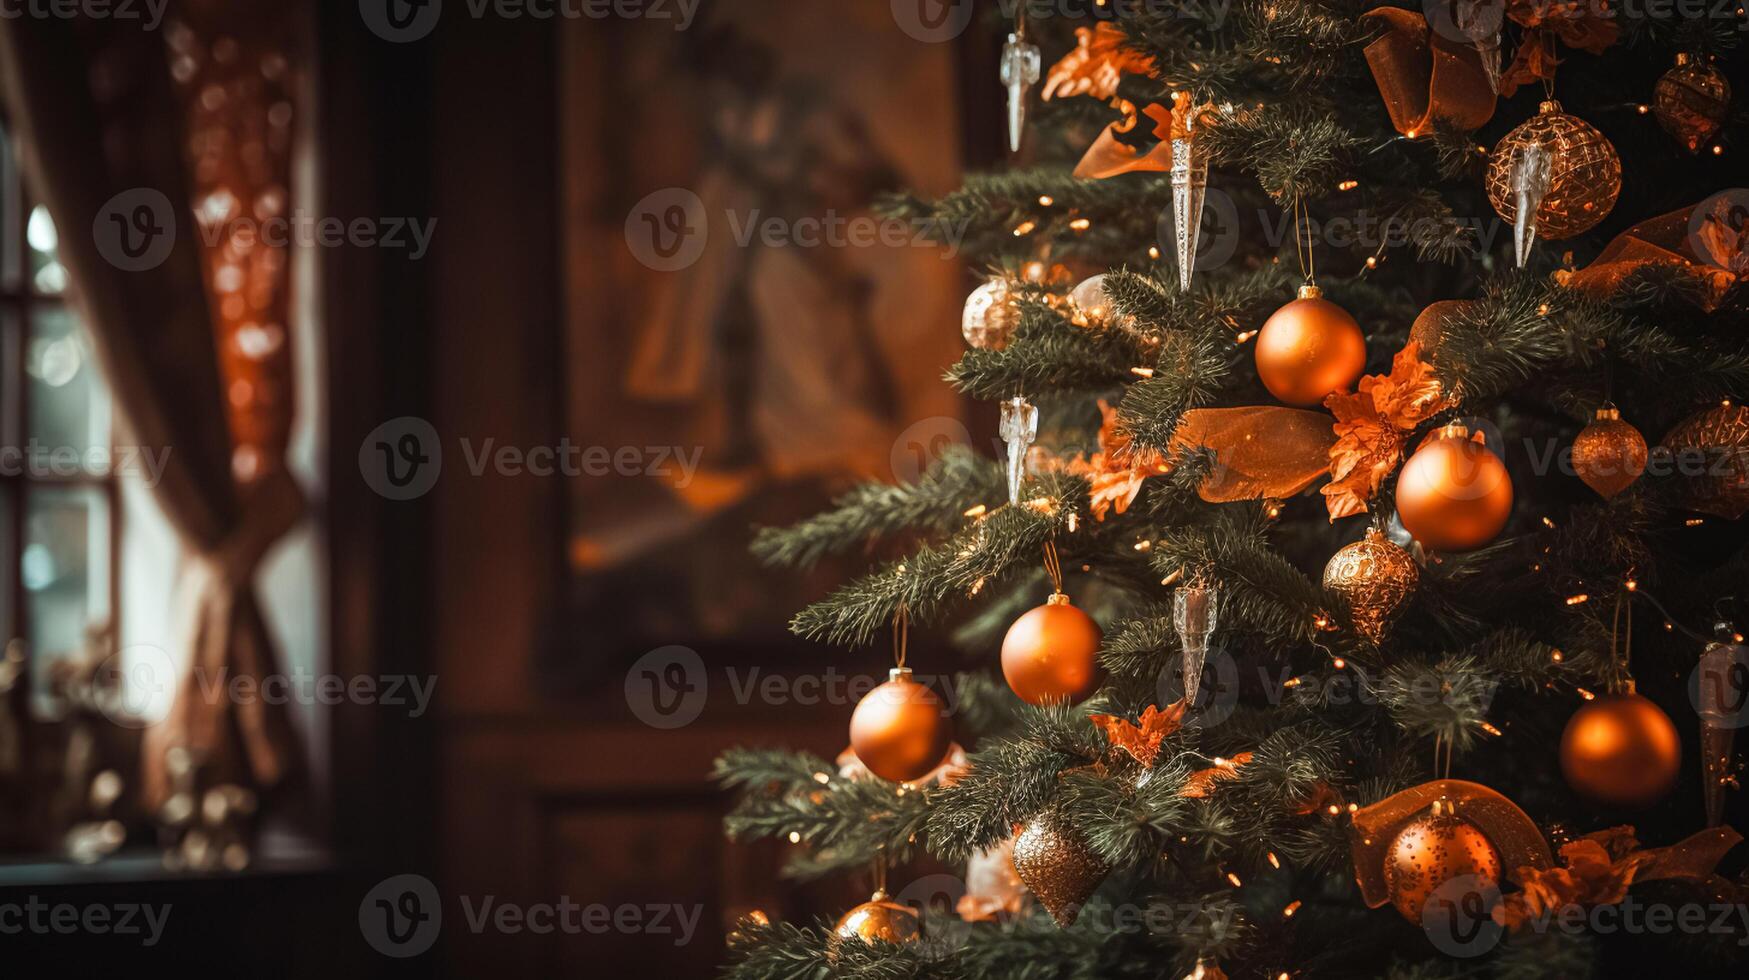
[0,10,304,808]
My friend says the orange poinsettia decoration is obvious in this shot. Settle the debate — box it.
[1322,341,1455,521]
[1062,400,1170,520]
[1042,22,1157,103]
[1090,700,1187,767]
[1498,0,1619,97]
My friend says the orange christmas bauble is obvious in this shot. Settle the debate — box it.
[832,891,921,947]
[1000,595,1102,705]
[1559,692,1681,809]
[1254,285,1367,406]
[1384,807,1502,923]
[848,667,954,783]
[1396,425,1513,551]
[1571,406,1646,500]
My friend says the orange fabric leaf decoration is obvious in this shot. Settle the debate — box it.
[1042,23,1157,103]
[1322,341,1455,520]
[1180,752,1253,799]
[1089,700,1187,768]
[1064,400,1169,520]
[1498,0,1619,97]
[1495,825,1744,932]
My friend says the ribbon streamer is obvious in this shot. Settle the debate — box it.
[1361,7,1497,137]
[1561,200,1746,311]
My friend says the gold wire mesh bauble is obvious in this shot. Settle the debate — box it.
[1012,810,1109,926]
[1322,527,1419,646]
[1560,691,1681,808]
[962,279,1021,350]
[1000,594,1103,705]
[848,667,954,784]
[1384,805,1502,923]
[1396,424,1514,552]
[1254,284,1368,406]
[832,891,921,947]
[1654,53,1732,154]
[1571,406,1647,500]
[1485,101,1620,240]
[1664,404,1749,519]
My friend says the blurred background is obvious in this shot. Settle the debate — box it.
[0,0,1013,976]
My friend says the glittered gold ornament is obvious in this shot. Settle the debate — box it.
[1485,101,1620,244]
[1654,53,1732,154]
[1254,284,1367,406]
[962,279,1020,351]
[1384,803,1502,923]
[1571,406,1647,500]
[1012,810,1108,926]
[848,667,954,784]
[1001,594,1103,705]
[1396,424,1513,552]
[1322,527,1419,645]
[833,890,921,947]
[1664,404,1749,519]
[1560,690,1681,809]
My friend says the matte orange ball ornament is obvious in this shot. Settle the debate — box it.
[848,667,954,783]
[1560,691,1681,809]
[1254,284,1367,405]
[1396,425,1513,551]
[1384,805,1502,923]
[1000,594,1102,705]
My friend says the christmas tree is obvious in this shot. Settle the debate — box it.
[715,3,1749,976]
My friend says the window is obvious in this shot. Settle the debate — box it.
[0,121,120,719]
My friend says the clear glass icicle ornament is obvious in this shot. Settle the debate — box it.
[1000,396,1038,506]
[1170,112,1208,291]
[1511,140,1553,268]
[1000,32,1041,154]
[1173,580,1219,711]
[1697,621,1749,827]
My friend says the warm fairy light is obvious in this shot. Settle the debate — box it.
[1577,687,1596,701]
[964,504,987,519]
[1332,657,1347,669]
[1283,900,1302,917]
[1736,633,1746,644]
[1566,594,1590,605]
[1665,622,1675,631]
[1070,217,1092,231]
[1551,649,1564,662]
[1327,804,1342,815]
[1131,366,1156,377]
[1038,195,1054,206]
[787,831,801,843]
[1283,676,1303,689]
[1542,516,1557,528]
[1135,540,1153,551]
[1267,852,1281,868]
[1226,872,1243,887]
[1637,105,1650,114]
[1365,256,1378,269]
[1537,303,1551,316]
[1148,246,1161,259]
[1337,179,1358,191]
[1687,518,1706,527]
[1713,145,1724,156]
[1235,329,1258,343]
[1478,721,1503,736]
[1013,220,1036,236]
[1405,128,1419,139]
[1266,503,1282,519]
[1313,614,1331,629]
[813,772,830,784]
[969,577,986,596]
[1067,512,1080,532]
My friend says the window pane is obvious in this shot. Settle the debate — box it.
[0,123,17,293]
[25,485,111,716]
[27,205,66,295]
[27,307,110,469]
